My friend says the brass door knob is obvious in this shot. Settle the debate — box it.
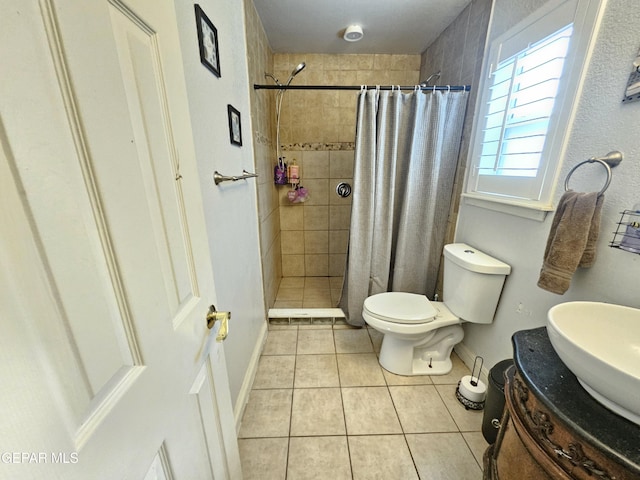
[206,305,231,342]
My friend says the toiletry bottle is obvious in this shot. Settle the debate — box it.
[288,159,299,185]
[274,157,288,185]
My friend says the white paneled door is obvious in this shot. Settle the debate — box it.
[0,1,241,478]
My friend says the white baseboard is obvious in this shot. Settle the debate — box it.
[233,320,268,434]
[454,341,490,387]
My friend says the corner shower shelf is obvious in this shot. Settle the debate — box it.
[609,209,640,255]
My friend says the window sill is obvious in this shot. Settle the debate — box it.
[461,193,553,221]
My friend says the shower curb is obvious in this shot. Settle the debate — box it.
[268,308,346,325]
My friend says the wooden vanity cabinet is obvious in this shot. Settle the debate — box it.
[483,328,640,480]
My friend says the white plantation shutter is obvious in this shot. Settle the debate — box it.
[479,25,573,178]
[466,0,605,214]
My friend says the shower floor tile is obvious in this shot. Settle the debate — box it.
[238,326,486,479]
[275,276,340,308]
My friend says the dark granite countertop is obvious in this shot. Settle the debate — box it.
[512,327,640,474]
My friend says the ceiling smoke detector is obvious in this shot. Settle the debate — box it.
[343,25,364,42]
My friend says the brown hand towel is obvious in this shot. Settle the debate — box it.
[537,190,604,294]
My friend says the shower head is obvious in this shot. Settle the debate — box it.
[291,62,306,76]
[420,71,441,87]
[264,72,282,86]
[285,62,306,86]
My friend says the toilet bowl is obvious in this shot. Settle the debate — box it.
[363,243,510,376]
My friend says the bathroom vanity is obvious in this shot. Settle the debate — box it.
[484,327,640,480]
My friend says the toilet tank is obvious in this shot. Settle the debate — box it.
[443,243,511,324]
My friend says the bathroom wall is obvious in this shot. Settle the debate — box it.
[419,0,493,281]
[243,0,281,310]
[174,0,267,414]
[454,0,640,370]
[273,53,421,282]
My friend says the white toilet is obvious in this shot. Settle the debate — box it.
[363,243,511,376]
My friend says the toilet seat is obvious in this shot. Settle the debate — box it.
[363,292,437,324]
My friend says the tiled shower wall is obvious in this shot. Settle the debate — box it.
[419,0,493,272]
[278,149,354,277]
[274,53,421,278]
[244,0,280,309]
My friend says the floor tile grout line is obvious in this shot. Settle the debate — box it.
[384,369,422,478]
[334,332,355,479]
[283,327,300,480]
[460,432,485,472]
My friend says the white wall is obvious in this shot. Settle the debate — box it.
[456,0,640,370]
[174,1,267,409]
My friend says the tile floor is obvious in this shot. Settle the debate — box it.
[238,323,489,479]
[273,276,343,309]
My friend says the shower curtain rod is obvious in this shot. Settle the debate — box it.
[253,84,470,92]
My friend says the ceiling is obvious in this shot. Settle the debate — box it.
[252,0,472,55]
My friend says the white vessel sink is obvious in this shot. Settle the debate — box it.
[547,301,640,426]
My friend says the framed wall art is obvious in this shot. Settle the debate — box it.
[195,4,220,77]
[227,105,242,147]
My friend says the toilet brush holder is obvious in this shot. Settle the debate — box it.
[455,356,487,410]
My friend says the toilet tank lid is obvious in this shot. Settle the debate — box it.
[444,243,511,275]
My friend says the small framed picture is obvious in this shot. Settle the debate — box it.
[194,4,220,78]
[227,105,242,147]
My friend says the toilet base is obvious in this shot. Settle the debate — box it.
[378,324,464,376]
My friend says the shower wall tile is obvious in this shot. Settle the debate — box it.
[329,205,351,230]
[373,54,393,70]
[262,236,282,309]
[392,54,422,71]
[278,185,293,206]
[304,206,329,230]
[281,230,304,254]
[389,70,421,86]
[305,254,329,277]
[337,124,356,143]
[301,179,329,206]
[280,206,304,230]
[329,231,349,254]
[302,151,330,178]
[357,70,386,85]
[321,90,340,108]
[244,0,278,308]
[329,150,355,178]
[304,231,328,254]
[329,254,347,277]
[323,107,341,126]
[282,254,305,277]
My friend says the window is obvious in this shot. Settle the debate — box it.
[480,25,572,178]
[464,0,605,219]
